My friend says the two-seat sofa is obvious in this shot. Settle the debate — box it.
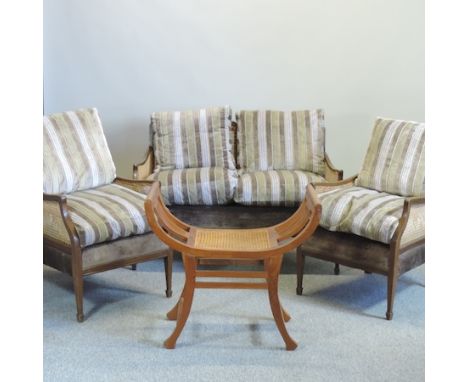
[133,106,342,227]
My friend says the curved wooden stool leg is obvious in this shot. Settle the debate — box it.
[164,255,197,349]
[265,256,298,351]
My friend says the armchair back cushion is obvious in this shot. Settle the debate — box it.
[355,118,425,197]
[150,106,235,171]
[43,108,116,194]
[236,109,325,175]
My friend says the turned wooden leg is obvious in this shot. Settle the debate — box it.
[296,247,304,295]
[164,252,173,298]
[164,255,196,349]
[334,263,340,275]
[265,256,298,351]
[72,271,84,323]
[386,270,398,320]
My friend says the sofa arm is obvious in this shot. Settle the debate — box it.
[324,153,343,182]
[114,177,154,195]
[313,175,357,194]
[133,146,155,180]
[43,193,80,248]
[393,197,425,250]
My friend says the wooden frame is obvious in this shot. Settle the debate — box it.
[296,176,425,320]
[145,181,322,350]
[43,178,173,322]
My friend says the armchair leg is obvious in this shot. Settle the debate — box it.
[72,272,84,322]
[296,247,304,295]
[131,264,137,271]
[386,270,398,320]
[164,252,173,298]
[334,263,340,275]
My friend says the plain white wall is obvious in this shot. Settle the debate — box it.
[44,0,424,178]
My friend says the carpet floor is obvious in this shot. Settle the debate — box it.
[43,258,424,382]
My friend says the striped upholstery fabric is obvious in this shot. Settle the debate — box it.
[318,186,412,244]
[151,106,236,171]
[234,170,325,207]
[43,108,116,194]
[356,118,425,197]
[155,167,237,205]
[66,184,150,247]
[236,110,325,175]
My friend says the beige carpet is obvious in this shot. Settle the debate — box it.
[43,261,424,382]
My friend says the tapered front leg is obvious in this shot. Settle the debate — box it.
[265,256,298,351]
[164,254,197,349]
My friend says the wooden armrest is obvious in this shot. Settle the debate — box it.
[313,175,357,193]
[133,146,155,180]
[391,196,425,250]
[114,177,154,195]
[324,153,343,182]
[43,193,80,247]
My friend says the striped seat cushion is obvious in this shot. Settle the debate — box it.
[234,170,325,207]
[236,110,325,175]
[155,167,237,205]
[318,186,424,244]
[66,184,150,247]
[151,106,236,171]
[356,118,425,197]
[43,108,116,194]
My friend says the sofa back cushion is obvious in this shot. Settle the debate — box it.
[150,106,236,171]
[355,118,425,197]
[236,109,326,175]
[43,108,116,194]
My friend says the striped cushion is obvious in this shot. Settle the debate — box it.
[66,184,150,247]
[356,118,425,197]
[151,106,236,171]
[319,186,407,244]
[155,167,237,205]
[236,110,325,175]
[43,108,116,194]
[234,170,325,207]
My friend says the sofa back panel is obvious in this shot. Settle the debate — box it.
[236,109,325,175]
[150,106,236,171]
[43,108,116,194]
[355,118,425,197]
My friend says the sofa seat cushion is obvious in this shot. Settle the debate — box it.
[318,186,424,244]
[154,167,237,205]
[234,170,325,207]
[65,184,150,247]
[43,108,116,194]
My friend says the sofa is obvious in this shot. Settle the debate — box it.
[133,106,342,227]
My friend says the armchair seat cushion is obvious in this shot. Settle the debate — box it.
[318,186,424,244]
[153,167,237,205]
[234,170,325,207]
[65,184,151,247]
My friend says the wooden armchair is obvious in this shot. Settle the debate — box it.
[43,108,173,322]
[296,118,425,320]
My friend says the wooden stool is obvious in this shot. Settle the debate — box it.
[145,182,321,350]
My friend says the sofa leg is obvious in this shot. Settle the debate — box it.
[296,247,304,295]
[164,252,173,298]
[334,263,340,275]
[131,264,137,271]
[386,271,398,320]
[72,273,84,322]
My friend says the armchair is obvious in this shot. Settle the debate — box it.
[43,108,173,322]
[296,118,425,320]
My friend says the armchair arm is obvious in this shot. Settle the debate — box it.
[114,177,154,195]
[324,153,344,182]
[43,193,80,248]
[392,196,425,250]
[133,146,155,180]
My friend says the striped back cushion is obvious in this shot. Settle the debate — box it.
[43,108,116,194]
[151,106,236,171]
[236,109,325,175]
[356,118,425,197]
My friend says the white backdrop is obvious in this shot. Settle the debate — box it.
[44,0,424,178]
